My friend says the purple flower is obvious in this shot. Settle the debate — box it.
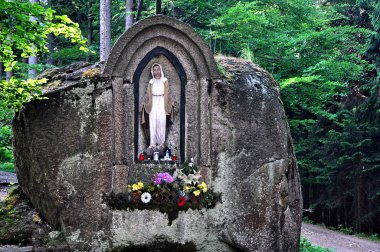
[153,176,162,185]
[153,172,174,185]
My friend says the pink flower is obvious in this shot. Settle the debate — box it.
[153,172,174,185]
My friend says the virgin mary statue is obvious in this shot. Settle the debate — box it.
[140,63,174,149]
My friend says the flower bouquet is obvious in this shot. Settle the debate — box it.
[104,161,220,223]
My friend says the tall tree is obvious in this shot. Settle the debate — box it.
[100,0,111,61]
[46,33,55,65]
[156,0,161,14]
[136,0,144,21]
[28,0,38,79]
[0,62,3,80]
[125,0,134,30]
[5,71,12,82]
[87,1,94,46]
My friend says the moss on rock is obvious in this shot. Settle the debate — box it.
[0,186,69,249]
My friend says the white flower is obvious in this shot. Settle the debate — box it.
[182,171,201,185]
[173,169,180,179]
[141,192,152,203]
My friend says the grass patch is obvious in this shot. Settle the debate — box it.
[0,186,32,245]
[43,231,66,248]
[356,233,380,243]
[0,162,15,173]
[299,236,335,252]
[0,186,65,248]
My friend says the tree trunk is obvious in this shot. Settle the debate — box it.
[0,41,2,80]
[343,195,347,227]
[47,33,54,66]
[6,71,12,82]
[125,0,134,30]
[28,47,38,79]
[86,2,93,62]
[355,176,363,232]
[28,0,38,79]
[100,0,111,62]
[156,0,161,14]
[136,0,144,21]
[0,62,3,80]
[87,1,93,46]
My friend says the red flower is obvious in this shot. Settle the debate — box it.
[132,192,141,204]
[177,196,186,207]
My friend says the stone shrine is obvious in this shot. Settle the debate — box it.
[13,15,302,251]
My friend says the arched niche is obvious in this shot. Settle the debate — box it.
[133,47,187,162]
[103,15,218,175]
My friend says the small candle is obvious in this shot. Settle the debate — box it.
[139,153,145,161]
[153,152,159,161]
[172,154,177,161]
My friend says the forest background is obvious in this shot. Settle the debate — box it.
[0,0,379,238]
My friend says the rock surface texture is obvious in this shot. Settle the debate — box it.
[13,15,302,251]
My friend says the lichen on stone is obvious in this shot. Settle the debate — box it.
[82,67,101,80]
[45,79,62,89]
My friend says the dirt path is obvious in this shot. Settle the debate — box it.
[302,222,380,252]
[0,171,18,201]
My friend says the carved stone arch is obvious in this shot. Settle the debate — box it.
[103,15,218,80]
[104,15,219,179]
[125,36,200,82]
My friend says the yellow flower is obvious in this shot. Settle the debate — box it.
[198,182,208,193]
[193,190,201,197]
[184,185,194,192]
[132,183,139,191]
[137,182,144,189]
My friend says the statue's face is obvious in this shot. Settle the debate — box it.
[153,66,161,79]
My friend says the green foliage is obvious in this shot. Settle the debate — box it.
[180,160,198,176]
[284,0,380,235]
[0,124,13,173]
[0,77,47,112]
[281,76,345,120]
[0,1,88,72]
[299,236,335,252]
[0,0,91,174]
[210,1,373,80]
[0,162,14,173]
[0,187,27,245]
[43,231,65,248]
[52,46,98,66]
[216,60,226,77]
[0,0,89,111]
[0,125,11,148]
[0,186,56,246]
[356,232,380,242]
